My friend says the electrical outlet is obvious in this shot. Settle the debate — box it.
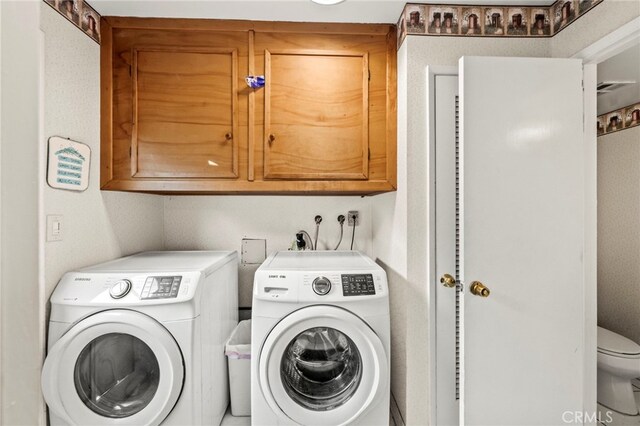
[348,211,360,226]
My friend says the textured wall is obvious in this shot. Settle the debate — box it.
[163,196,373,307]
[41,3,164,305]
[551,0,640,58]
[597,127,640,345]
[0,2,44,424]
[373,41,409,422]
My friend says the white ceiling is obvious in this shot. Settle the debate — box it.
[91,0,553,24]
[597,42,640,115]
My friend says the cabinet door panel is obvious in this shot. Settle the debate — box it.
[264,50,368,180]
[132,47,238,178]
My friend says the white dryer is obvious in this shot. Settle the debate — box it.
[41,251,238,426]
[251,251,390,426]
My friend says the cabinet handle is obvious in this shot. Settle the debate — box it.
[268,134,276,146]
[225,132,232,141]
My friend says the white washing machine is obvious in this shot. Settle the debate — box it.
[251,251,390,426]
[41,251,238,426]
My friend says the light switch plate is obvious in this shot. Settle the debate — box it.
[242,238,266,265]
[47,215,63,242]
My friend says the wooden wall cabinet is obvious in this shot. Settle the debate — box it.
[101,18,397,195]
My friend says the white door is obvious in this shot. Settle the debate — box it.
[258,305,388,426]
[41,310,184,426]
[435,74,460,426]
[459,56,586,425]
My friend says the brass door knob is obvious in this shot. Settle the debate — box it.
[225,132,233,141]
[268,134,276,146]
[440,273,456,288]
[470,281,490,297]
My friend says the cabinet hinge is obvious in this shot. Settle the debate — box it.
[368,148,370,160]
[368,69,371,81]
[129,147,131,157]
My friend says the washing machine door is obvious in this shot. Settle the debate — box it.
[259,305,388,426]
[42,310,184,426]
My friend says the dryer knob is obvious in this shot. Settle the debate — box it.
[110,279,132,299]
[312,276,332,296]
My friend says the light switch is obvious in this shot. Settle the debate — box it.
[242,238,266,265]
[47,215,63,242]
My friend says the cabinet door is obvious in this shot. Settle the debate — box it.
[132,47,238,178]
[264,49,369,180]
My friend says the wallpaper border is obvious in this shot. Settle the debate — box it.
[397,0,604,47]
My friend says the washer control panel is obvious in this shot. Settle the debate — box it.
[141,276,182,300]
[341,274,376,296]
[312,276,332,295]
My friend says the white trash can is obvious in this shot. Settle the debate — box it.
[225,319,251,416]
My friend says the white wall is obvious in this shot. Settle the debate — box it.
[0,5,164,424]
[372,40,408,421]
[41,3,164,303]
[597,127,640,345]
[373,34,550,425]
[164,196,372,307]
[0,1,44,424]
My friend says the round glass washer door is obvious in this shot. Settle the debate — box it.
[259,305,388,426]
[42,310,184,426]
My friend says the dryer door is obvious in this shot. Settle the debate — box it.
[259,305,388,425]
[42,310,184,426]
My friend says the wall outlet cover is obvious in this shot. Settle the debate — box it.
[348,210,360,226]
[242,238,267,265]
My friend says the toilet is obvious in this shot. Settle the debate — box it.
[597,326,640,415]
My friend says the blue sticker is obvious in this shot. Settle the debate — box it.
[245,75,265,88]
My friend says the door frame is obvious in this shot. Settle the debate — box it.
[572,15,640,423]
[425,65,459,426]
[426,55,600,423]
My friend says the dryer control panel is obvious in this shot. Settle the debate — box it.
[341,274,376,296]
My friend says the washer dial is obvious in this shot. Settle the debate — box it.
[109,279,132,299]
[312,276,332,295]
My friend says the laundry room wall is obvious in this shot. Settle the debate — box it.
[372,34,549,425]
[163,196,373,308]
[597,126,640,345]
[550,1,640,58]
[41,2,165,306]
[1,2,43,424]
[37,5,166,423]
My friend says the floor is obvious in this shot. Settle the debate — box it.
[221,408,250,426]
[597,378,640,426]
[221,380,640,426]
[221,408,395,425]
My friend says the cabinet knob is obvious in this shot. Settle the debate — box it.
[225,132,232,141]
[268,134,276,146]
